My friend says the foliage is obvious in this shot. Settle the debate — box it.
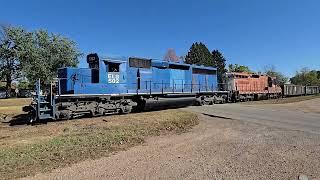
[211,50,227,84]
[164,48,179,62]
[20,30,82,85]
[185,42,213,66]
[0,26,30,97]
[17,80,32,90]
[228,64,253,73]
[263,65,288,85]
[290,68,320,86]
[0,25,82,91]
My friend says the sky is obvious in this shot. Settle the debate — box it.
[1,0,320,77]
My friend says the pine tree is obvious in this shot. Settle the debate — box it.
[185,42,213,66]
[212,50,227,84]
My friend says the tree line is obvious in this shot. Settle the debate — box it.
[164,42,291,86]
[164,42,320,87]
[290,68,320,86]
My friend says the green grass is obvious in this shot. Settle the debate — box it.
[0,110,198,179]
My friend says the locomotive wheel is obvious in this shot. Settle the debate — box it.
[60,110,72,120]
[119,105,132,114]
[132,97,146,112]
[194,96,205,106]
[90,109,100,117]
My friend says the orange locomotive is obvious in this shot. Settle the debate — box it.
[225,72,282,102]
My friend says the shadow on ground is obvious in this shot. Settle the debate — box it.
[1,114,32,126]
[201,113,234,120]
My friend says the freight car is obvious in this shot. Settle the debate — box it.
[23,53,227,123]
[282,84,305,96]
[282,84,319,96]
[225,72,282,102]
[306,86,319,95]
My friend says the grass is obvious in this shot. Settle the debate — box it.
[0,98,31,122]
[0,110,198,179]
[0,98,31,108]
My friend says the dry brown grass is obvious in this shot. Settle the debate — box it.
[0,98,31,123]
[0,110,198,179]
[0,98,31,108]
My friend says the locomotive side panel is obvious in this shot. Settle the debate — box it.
[151,67,171,93]
[192,67,217,92]
[58,68,92,94]
[170,67,186,92]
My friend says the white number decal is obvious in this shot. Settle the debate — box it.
[108,73,120,83]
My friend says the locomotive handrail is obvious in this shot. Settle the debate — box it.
[56,76,216,96]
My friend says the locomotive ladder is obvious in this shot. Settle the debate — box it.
[32,79,55,121]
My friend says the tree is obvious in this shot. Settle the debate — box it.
[185,42,213,66]
[164,48,179,62]
[211,50,227,84]
[228,64,253,73]
[290,68,320,86]
[17,80,32,90]
[0,25,28,97]
[263,65,288,85]
[20,30,82,85]
[1,25,82,93]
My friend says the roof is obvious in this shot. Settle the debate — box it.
[98,54,217,70]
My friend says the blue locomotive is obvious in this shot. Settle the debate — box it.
[24,53,222,122]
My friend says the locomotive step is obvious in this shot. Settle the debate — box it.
[39,108,52,112]
[40,101,50,104]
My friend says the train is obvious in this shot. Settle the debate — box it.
[22,53,319,123]
[225,72,282,101]
[23,53,227,122]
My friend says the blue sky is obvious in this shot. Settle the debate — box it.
[1,0,319,77]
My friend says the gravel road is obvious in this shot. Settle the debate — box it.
[26,98,320,180]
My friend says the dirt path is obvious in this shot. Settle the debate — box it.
[25,99,320,180]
